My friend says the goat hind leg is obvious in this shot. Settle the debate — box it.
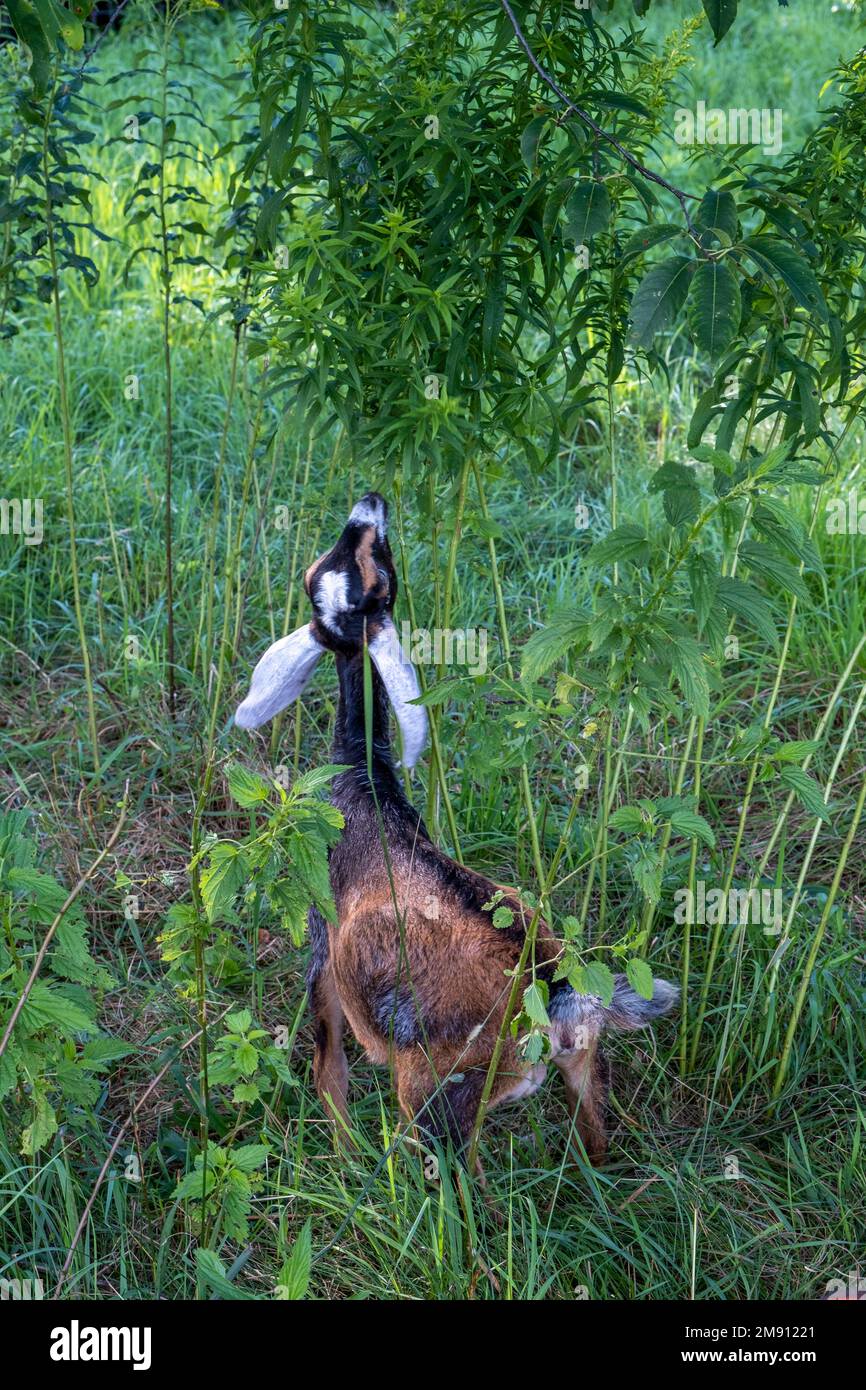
[553,1038,610,1167]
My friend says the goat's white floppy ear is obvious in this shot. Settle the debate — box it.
[234,623,324,729]
[368,618,428,768]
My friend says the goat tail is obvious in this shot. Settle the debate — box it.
[603,974,679,1031]
[548,973,678,1046]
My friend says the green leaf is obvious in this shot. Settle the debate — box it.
[716,577,778,648]
[626,957,654,1002]
[622,224,681,260]
[276,1219,313,1300]
[564,180,611,244]
[769,740,820,764]
[669,808,716,849]
[225,1009,253,1035]
[523,981,550,1028]
[742,237,829,324]
[702,0,738,43]
[570,960,616,1007]
[608,806,648,835]
[632,845,663,905]
[80,1037,134,1070]
[663,483,702,528]
[231,1143,270,1173]
[20,982,95,1036]
[778,767,831,822]
[668,636,709,717]
[739,541,810,603]
[6,0,52,92]
[291,764,349,796]
[233,1082,262,1104]
[21,1090,57,1156]
[687,551,719,634]
[695,189,738,241]
[195,1249,257,1301]
[688,260,741,359]
[227,762,271,808]
[521,606,591,681]
[520,115,548,171]
[200,843,248,924]
[587,524,650,568]
[7,866,70,916]
[752,499,823,575]
[688,385,721,450]
[628,256,693,347]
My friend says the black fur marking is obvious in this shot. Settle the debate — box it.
[370,980,481,1052]
[372,984,420,1047]
[306,904,330,991]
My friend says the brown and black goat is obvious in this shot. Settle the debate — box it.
[235,492,677,1166]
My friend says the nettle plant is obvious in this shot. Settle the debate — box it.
[237,0,866,1069]
[0,811,130,1156]
[160,761,343,992]
[162,761,342,1242]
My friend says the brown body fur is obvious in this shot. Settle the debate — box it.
[310,713,609,1164]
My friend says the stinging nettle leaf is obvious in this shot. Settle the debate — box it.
[587,523,650,568]
[778,766,832,822]
[626,956,654,1001]
[716,577,778,648]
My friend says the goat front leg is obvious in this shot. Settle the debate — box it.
[553,1037,610,1167]
[307,906,351,1138]
[311,962,352,1141]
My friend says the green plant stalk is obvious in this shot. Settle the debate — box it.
[271,445,340,770]
[42,71,100,777]
[442,456,471,638]
[157,5,176,714]
[230,387,266,665]
[679,716,704,1075]
[773,765,866,1100]
[578,706,634,933]
[206,390,263,744]
[746,454,862,886]
[425,469,445,834]
[189,757,215,1259]
[640,715,697,949]
[393,480,463,860]
[597,713,614,936]
[199,322,242,681]
[280,447,312,639]
[207,490,233,751]
[596,375,621,928]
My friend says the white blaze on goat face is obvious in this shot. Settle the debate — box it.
[348,494,387,540]
[316,569,350,633]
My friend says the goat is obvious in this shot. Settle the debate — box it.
[235,491,677,1166]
